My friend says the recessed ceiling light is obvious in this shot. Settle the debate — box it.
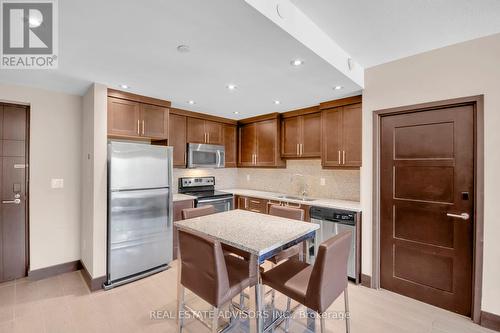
[334,86,343,90]
[187,100,195,105]
[233,111,239,115]
[227,84,237,91]
[290,59,304,66]
[177,45,190,53]
[119,84,129,89]
[274,100,281,105]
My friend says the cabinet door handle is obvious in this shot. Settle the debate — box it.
[300,144,303,156]
[297,144,299,156]
[343,150,346,164]
[137,120,140,135]
[338,150,341,164]
[142,120,145,135]
[207,133,210,143]
[250,200,260,204]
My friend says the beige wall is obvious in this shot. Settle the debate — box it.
[237,159,360,201]
[81,83,108,278]
[361,33,500,314]
[0,83,82,270]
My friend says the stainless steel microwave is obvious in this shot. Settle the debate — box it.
[187,143,225,168]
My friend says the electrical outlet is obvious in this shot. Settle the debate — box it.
[320,178,326,186]
[246,174,251,182]
[51,178,64,189]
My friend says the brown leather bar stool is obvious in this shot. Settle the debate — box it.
[181,205,250,259]
[267,205,305,264]
[266,205,305,311]
[181,205,216,219]
[177,229,257,333]
[261,231,352,333]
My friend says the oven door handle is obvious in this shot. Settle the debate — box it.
[197,197,233,204]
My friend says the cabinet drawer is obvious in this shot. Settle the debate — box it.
[238,196,267,213]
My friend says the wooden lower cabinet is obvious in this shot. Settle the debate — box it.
[236,195,311,221]
[172,199,194,260]
[236,195,267,213]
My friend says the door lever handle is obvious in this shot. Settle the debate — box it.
[446,212,470,220]
[2,199,21,204]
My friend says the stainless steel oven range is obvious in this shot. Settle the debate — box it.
[178,176,233,212]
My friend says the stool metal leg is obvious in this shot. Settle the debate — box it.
[344,287,350,333]
[284,297,291,333]
[177,285,185,333]
[320,313,326,333]
[212,307,219,333]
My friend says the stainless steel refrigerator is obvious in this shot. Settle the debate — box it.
[105,141,173,289]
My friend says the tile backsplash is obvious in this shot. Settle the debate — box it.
[173,159,360,201]
[173,167,238,193]
[236,160,360,201]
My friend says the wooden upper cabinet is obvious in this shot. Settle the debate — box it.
[255,120,278,166]
[321,103,361,168]
[169,113,187,167]
[238,123,257,167]
[108,97,141,137]
[186,117,206,143]
[238,116,284,168]
[281,116,301,157]
[107,90,170,140]
[205,121,223,145]
[140,104,169,139]
[281,112,321,158]
[186,118,223,145]
[223,125,237,168]
[341,103,362,166]
[301,112,321,157]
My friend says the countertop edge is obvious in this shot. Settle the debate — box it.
[220,188,362,212]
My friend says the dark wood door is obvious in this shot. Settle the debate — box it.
[223,125,237,168]
[281,116,300,157]
[140,104,169,139]
[169,114,187,167]
[107,97,140,137]
[205,121,223,145]
[301,113,321,157]
[380,105,474,316]
[342,104,362,166]
[256,120,277,166]
[238,123,256,166]
[1,105,28,282]
[186,117,206,144]
[321,107,343,167]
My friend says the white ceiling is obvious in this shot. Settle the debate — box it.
[291,0,500,68]
[0,0,361,119]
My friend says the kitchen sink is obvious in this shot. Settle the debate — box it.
[277,195,316,202]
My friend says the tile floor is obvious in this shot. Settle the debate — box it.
[0,261,495,333]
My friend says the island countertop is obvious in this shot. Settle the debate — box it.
[175,209,319,256]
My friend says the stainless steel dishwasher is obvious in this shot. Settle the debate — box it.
[310,206,361,283]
